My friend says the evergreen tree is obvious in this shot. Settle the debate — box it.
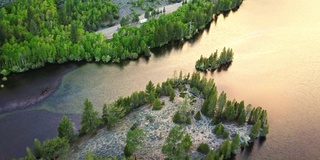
[162,126,192,159]
[238,109,246,125]
[206,150,215,160]
[213,123,225,136]
[124,128,145,157]
[147,90,156,104]
[224,100,236,121]
[152,98,162,110]
[249,120,262,141]
[70,21,81,43]
[231,134,240,152]
[144,11,150,19]
[146,81,155,94]
[24,147,36,160]
[217,139,232,159]
[80,98,101,134]
[33,138,42,159]
[207,89,218,117]
[102,103,108,125]
[195,111,201,120]
[105,103,125,130]
[169,86,175,101]
[260,124,269,137]
[217,91,227,119]
[197,143,210,154]
[201,98,210,117]
[41,137,69,160]
[58,115,74,142]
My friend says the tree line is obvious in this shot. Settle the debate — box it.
[195,47,234,71]
[0,0,243,82]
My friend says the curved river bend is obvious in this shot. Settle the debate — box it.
[1,0,320,159]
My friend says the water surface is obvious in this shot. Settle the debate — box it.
[1,0,320,159]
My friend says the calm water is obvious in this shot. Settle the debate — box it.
[1,0,320,159]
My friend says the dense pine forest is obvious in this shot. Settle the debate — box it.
[0,0,243,80]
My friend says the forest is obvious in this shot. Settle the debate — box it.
[19,72,269,160]
[0,0,243,82]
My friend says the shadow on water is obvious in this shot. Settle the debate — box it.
[151,40,185,58]
[239,137,265,158]
[205,19,213,34]
[242,142,255,157]
[258,137,267,149]
[222,11,231,19]
[214,14,219,25]
[217,62,233,72]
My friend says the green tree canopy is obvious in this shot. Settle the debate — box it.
[58,115,74,142]
[124,128,145,157]
[80,98,101,135]
[162,126,192,159]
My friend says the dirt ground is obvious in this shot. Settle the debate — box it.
[69,86,252,159]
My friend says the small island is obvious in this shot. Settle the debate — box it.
[19,72,269,160]
[195,47,234,72]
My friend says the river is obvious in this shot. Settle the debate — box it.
[1,0,320,159]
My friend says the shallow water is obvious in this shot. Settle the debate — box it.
[1,0,320,159]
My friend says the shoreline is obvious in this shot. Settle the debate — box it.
[70,86,252,159]
[0,62,81,115]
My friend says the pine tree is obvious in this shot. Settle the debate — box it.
[102,103,108,125]
[260,124,269,137]
[152,98,162,110]
[238,109,246,125]
[106,103,125,130]
[206,150,215,160]
[33,138,42,159]
[197,143,210,154]
[162,126,192,159]
[231,134,240,152]
[80,98,101,134]
[217,91,227,119]
[25,147,36,160]
[124,128,145,157]
[58,115,74,142]
[195,111,201,120]
[249,120,262,141]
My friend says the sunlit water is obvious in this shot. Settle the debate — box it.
[1,0,320,159]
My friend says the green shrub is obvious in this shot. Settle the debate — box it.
[146,115,155,123]
[130,123,138,130]
[186,117,192,124]
[213,123,225,136]
[195,111,201,120]
[152,98,162,110]
[180,92,188,98]
[124,144,133,157]
[197,143,210,154]
[173,112,182,123]
[222,130,229,139]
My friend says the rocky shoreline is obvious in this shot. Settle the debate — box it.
[70,87,252,159]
